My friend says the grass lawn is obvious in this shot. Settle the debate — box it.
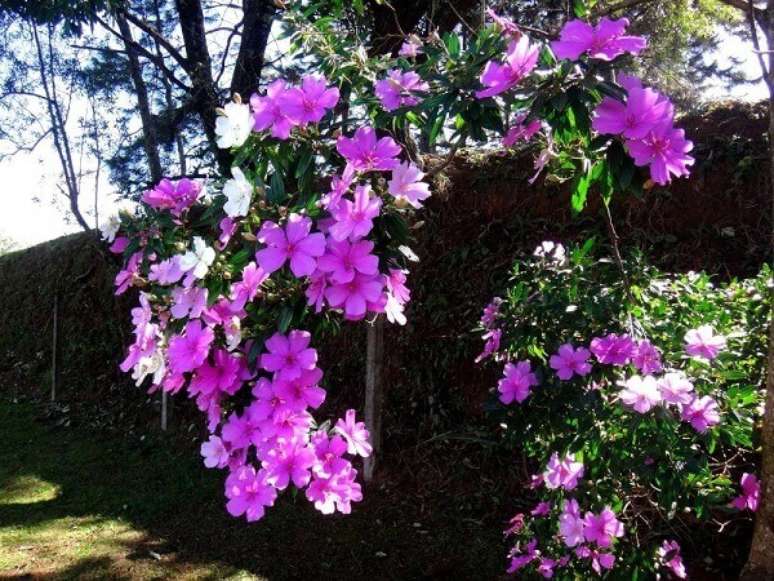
[0,400,504,580]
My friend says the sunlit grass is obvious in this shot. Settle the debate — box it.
[0,474,60,504]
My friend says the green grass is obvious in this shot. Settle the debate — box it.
[0,400,505,580]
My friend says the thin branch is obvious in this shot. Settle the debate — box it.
[214,20,244,85]
[121,9,190,72]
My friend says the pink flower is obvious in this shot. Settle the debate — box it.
[262,440,316,490]
[627,121,694,185]
[311,431,349,477]
[222,410,260,450]
[325,272,384,319]
[170,285,208,319]
[558,499,585,547]
[486,8,520,37]
[336,126,401,172]
[619,375,661,413]
[230,262,268,311]
[189,348,242,399]
[590,333,635,366]
[498,360,538,404]
[507,539,538,573]
[255,214,326,277]
[114,251,143,295]
[476,328,502,362]
[274,367,326,411]
[549,343,592,380]
[592,86,673,140]
[375,69,429,111]
[480,297,502,329]
[503,114,541,146]
[109,236,128,254]
[385,268,411,304]
[251,79,297,140]
[148,256,185,286]
[732,472,760,512]
[317,238,379,284]
[260,330,318,381]
[142,178,201,216]
[583,506,624,548]
[551,17,646,61]
[683,325,726,361]
[680,395,720,433]
[321,166,355,212]
[531,501,551,517]
[282,74,339,125]
[224,464,277,522]
[398,37,423,58]
[657,372,694,405]
[305,270,328,313]
[167,320,215,374]
[334,409,372,457]
[543,452,584,490]
[201,435,230,469]
[306,462,363,515]
[476,36,539,99]
[388,161,431,208]
[658,540,687,579]
[632,339,662,374]
[329,185,382,241]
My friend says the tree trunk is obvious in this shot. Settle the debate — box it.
[174,0,230,173]
[741,1,774,578]
[115,12,164,184]
[230,0,275,100]
[363,317,384,481]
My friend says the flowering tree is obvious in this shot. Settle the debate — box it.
[476,244,768,577]
[104,3,698,527]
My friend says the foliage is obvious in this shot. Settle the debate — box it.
[477,242,770,577]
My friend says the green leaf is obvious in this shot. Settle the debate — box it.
[278,306,293,333]
[269,170,286,204]
[571,164,593,214]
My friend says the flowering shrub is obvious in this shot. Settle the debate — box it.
[477,242,770,578]
[103,4,698,525]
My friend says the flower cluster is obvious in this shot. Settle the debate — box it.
[475,241,765,578]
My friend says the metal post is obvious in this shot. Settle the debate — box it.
[51,295,58,402]
[363,317,384,482]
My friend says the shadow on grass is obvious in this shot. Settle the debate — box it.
[0,401,504,581]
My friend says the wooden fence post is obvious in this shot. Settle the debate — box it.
[363,316,384,482]
[50,295,58,402]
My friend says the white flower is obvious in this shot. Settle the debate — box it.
[223,167,253,218]
[215,102,252,149]
[225,315,242,351]
[179,236,216,279]
[99,213,121,242]
[385,293,406,326]
[132,350,166,387]
[533,240,566,264]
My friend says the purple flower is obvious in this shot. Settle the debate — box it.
[201,435,230,469]
[230,262,268,311]
[475,35,539,99]
[507,539,538,573]
[167,320,215,374]
[558,499,585,547]
[680,395,721,433]
[255,214,326,277]
[480,297,502,329]
[325,272,384,320]
[590,333,635,366]
[170,285,208,320]
[592,87,673,140]
[657,372,694,405]
[388,161,431,208]
[549,343,592,380]
[486,9,520,37]
[335,409,373,457]
[329,184,382,241]
[498,360,538,404]
[261,330,318,382]
[658,540,687,579]
[317,238,379,284]
[632,339,662,374]
[503,114,542,146]
[251,79,297,140]
[321,166,355,212]
[262,440,316,490]
[582,506,624,548]
[619,375,661,413]
[375,69,429,111]
[385,268,411,304]
[731,472,760,512]
[543,452,584,490]
[221,410,260,450]
[336,126,401,172]
[627,121,694,185]
[305,270,328,313]
[149,256,185,285]
[224,464,277,522]
[306,461,362,515]
[283,74,339,124]
[217,217,237,250]
[142,178,201,216]
[311,431,349,478]
[476,328,502,363]
[551,17,646,61]
[683,325,726,361]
